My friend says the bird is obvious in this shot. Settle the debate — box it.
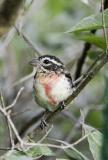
[29,55,74,112]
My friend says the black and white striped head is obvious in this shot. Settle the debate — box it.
[29,55,65,72]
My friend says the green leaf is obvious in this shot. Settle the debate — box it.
[80,0,89,5]
[1,150,32,160]
[66,9,108,32]
[73,33,106,49]
[102,78,108,160]
[27,146,54,158]
[1,147,54,160]
[87,50,103,60]
[64,146,90,160]
[83,124,102,160]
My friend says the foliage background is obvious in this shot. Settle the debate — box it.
[0,0,107,159]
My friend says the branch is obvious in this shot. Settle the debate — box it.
[0,0,25,37]
[0,87,25,149]
[0,91,14,149]
[22,130,93,152]
[74,0,108,79]
[0,130,93,152]
[74,33,96,79]
[6,87,24,110]
[65,53,107,104]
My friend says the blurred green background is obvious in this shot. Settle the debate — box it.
[0,0,107,159]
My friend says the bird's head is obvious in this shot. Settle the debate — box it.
[29,55,65,73]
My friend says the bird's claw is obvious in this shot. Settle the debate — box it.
[59,101,66,110]
[40,119,48,130]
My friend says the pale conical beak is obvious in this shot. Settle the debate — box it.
[29,58,40,67]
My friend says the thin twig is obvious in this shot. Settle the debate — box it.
[73,75,83,86]
[0,131,92,151]
[6,114,24,146]
[0,90,15,149]
[38,125,53,143]
[0,105,23,145]
[48,130,93,149]
[13,68,36,86]
[6,87,24,110]
[0,85,25,147]
[0,90,25,149]
[15,26,41,56]
[23,0,35,13]
[11,108,31,117]
[0,90,5,108]
[0,28,16,50]
[7,111,15,150]
[24,130,93,150]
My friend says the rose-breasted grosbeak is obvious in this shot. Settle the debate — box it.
[29,55,74,112]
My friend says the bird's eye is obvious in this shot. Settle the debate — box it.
[43,59,49,64]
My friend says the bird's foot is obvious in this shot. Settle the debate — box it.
[59,101,66,110]
[40,109,52,129]
[40,119,48,130]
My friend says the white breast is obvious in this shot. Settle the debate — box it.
[34,73,73,109]
[34,79,49,102]
[51,74,72,103]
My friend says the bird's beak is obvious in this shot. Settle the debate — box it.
[29,58,40,67]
